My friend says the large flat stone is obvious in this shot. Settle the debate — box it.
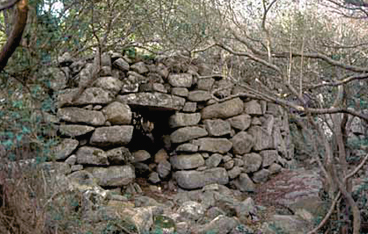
[170,127,208,144]
[90,126,134,147]
[117,92,185,110]
[192,138,232,153]
[169,113,201,128]
[59,124,95,137]
[201,98,244,119]
[170,153,205,170]
[168,73,193,87]
[57,107,106,126]
[86,165,135,187]
[76,146,109,165]
[57,88,114,107]
[174,168,229,189]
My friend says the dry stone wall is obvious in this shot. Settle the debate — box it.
[51,51,295,192]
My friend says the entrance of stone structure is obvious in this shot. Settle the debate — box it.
[127,105,175,156]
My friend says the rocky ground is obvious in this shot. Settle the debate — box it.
[34,161,326,234]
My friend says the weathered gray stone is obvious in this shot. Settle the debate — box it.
[168,73,193,87]
[206,153,223,168]
[87,165,135,187]
[260,150,279,167]
[170,127,208,144]
[53,138,79,160]
[131,61,148,74]
[152,83,167,93]
[248,126,274,151]
[176,143,199,153]
[48,67,68,91]
[169,113,201,128]
[174,168,229,189]
[170,153,205,170]
[148,172,160,184]
[231,132,254,155]
[187,90,211,102]
[197,78,215,90]
[171,87,189,97]
[93,77,122,95]
[154,149,169,163]
[157,160,171,178]
[106,147,133,164]
[204,119,231,137]
[101,52,111,67]
[133,150,151,162]
[224,159,234,170]
[252,169,270,183]
[57,107,106,126]
[261,215,312,234]
[227,114,251,131]
[183,102,197,112]
[57,88,114,107]
[59,124,95,137]
[228,166,242,179]
[269,163,282,174]
[244,100,263,115]
[230,173,256,192]
[213,79,234,98]
[243,153,262,173]
[76,146,109,165]
[201,98,244,119]
[192,138,232,153]
[113,58,130,71]
[157,63,169,78]
[178,201,205,222]
[90,126,134,147]
[195,215,239,234]
[71,165,83,172]
[65,155,77,165]
[102,101,132,125]
[127,71,149,84]
[117,92,185,111]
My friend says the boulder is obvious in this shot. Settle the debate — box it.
[204,119,231,137]
[171,87,189,97]
[201,98,244,119]
[57,88,114,107]
[169,113,201,128]
[170,153,205,170]
[157,160,171,178]
[174,168,229,189]
[231,132,254,155]
[197,77,215,90]
[248,126,274,151]
[194,215,239,234]
[57,107,106,126]
[170,127,208,144]
[178,201,205,222]
[176,143,199,153]
[86,165,135,187]
[243,153,263,173]
[106,147,133,164]
[227,114,251,131]
[53,138,79,160]
[244,100,263,115]
[93,76,122,95]
[59,124,95,137]
[206,153,223,168]
[76,146,109,165]
[187,90,211,102]
[133,150,151,162]
[117,92,185,111]
[230,173,256,192]
[168,73,193,87]
[113,58,130,71]
[103,101,132,125]
[131,61,148,74]
[183,102,197,112]
[260,150,279,167]
[90,126,134,147]
[252,169,270,183]
[192,138,232,153]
